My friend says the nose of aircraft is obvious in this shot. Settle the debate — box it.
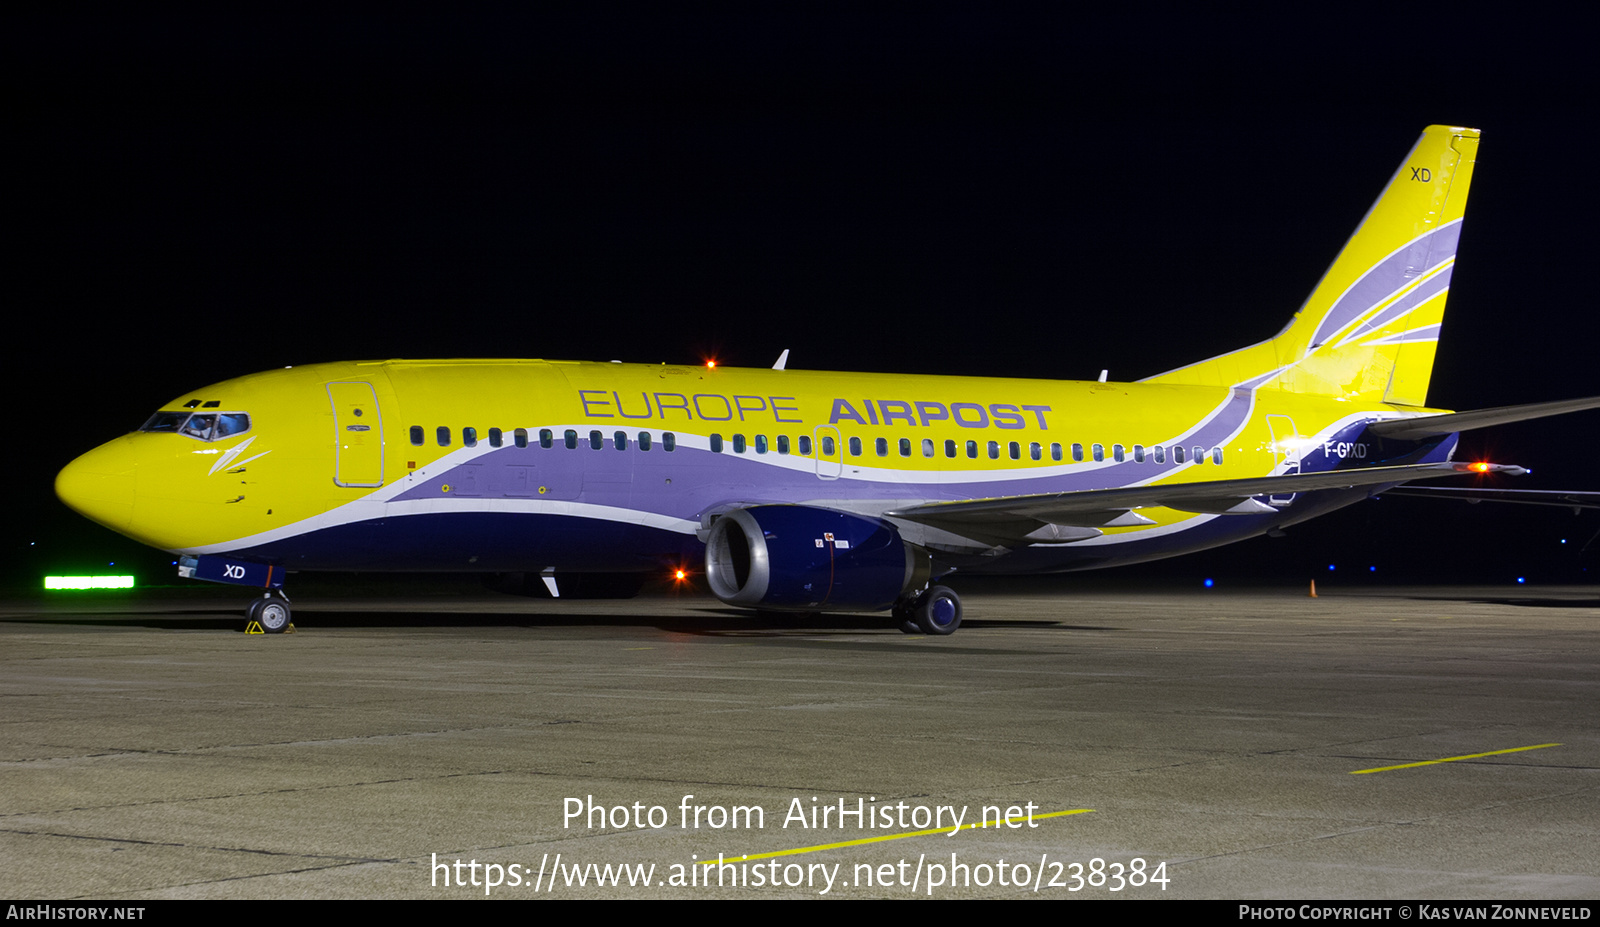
[56,438,137,534]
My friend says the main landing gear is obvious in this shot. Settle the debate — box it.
[894,585,962,636]
[245,591,293,634]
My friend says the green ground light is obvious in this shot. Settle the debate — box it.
[44,576,136,590]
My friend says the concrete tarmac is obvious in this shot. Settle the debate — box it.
[2,581,1596,900]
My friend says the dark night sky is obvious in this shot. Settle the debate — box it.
[10,10,1598,587]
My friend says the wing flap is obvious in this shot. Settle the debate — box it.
[885,462,1526,544]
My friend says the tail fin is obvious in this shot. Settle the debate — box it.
[1144,125,1480,406]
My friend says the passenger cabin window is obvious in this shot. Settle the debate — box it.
[1154,445,1165,464]
[436,426,451,446]
[1072,443,1084,462]
[1051,443,1062,461]
[945,439,957,458]
[801,436,814,455]
[1192,445,1204,463]
[1092,443,1104,462]
[987,440,999,459]
[849,437,862,456]
[776,435,788,455]
[488,428,503,448]
[875,437,888,457]
[1113,444,1125,462]
[663,432,676,451]
[755,435,768,455]
[1212,447,1224,464]
[1030,442,1041,461]
[710,434,723,453]
[899,437,911,457]
[409,425,424,446]
[923,438,935,458]
[589,430,603,450]
[733,434,746,454]
[463,427,478,448]
[614,430,628,451]
[564,430,578,450]
[1173,445,1186,464]
[638,431,652,451]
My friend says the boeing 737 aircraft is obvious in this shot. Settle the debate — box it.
[55,125,1599,635]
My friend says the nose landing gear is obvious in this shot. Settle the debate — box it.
[245,591,293,634]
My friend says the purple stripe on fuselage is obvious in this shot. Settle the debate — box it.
[388,390,1259,519]
[1235,369,1287,391]
[1310,221,1460,348]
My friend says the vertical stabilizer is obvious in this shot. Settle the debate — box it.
[1144,125,1479,406]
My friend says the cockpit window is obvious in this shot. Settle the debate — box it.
[215,413,250,438]
[181,414,217,440]
[140,411,191,433]
[139,411,251,442]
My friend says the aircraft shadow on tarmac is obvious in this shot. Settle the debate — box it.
[1455,595,1600,608]
[0,606,1121,635]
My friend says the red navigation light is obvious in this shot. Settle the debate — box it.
[1469,462,1492,473]
[706,360,717,369]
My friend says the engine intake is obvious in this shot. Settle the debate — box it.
[704,505,920,612]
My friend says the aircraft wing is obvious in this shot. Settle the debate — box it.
[884,462,1527,545]
[1380,486,1600,511]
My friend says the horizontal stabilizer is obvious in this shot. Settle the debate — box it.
[1368,395,1600,440]
[1382,486,1600,511]
[886,462,1526,544]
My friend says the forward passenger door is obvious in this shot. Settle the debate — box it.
[328,381,385,487]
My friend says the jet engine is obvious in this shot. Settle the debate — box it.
[704,505,924,612]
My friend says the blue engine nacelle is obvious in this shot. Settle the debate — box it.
[704,505,922,612]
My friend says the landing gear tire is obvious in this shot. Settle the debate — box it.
[892,602,920,634]
[914,586,962,636]
[247,594,292,633]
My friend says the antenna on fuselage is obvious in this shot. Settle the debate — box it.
[773,349,790,371]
